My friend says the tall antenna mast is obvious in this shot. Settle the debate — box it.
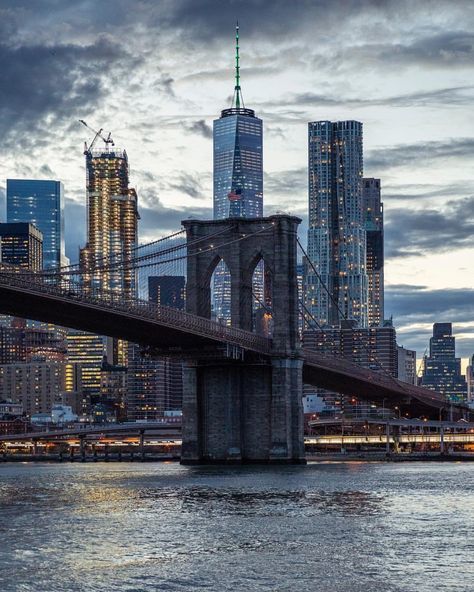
[233,21,244,109]
[235,21,241,108]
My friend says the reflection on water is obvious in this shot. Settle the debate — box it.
[0,462,472,592]
[173,487,384,517]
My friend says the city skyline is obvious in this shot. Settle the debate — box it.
[0,1,473,359]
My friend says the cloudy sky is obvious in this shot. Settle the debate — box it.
[0,0,473,362]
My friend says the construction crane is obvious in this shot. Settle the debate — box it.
[79,119,115,155]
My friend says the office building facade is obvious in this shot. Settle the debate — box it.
[0,321,65,364]
[363,178,384,326]
[6,179,66,270]
[0,361,82,417]
[466,355,474,405]
[303,321,397,377]
[421,323,467,403]
[126,345,182,420]
[0,222,43,271]
[302,321,397,411]
[305,120,368,328]
[65,330,105,404]
[397,345,417,385]
[148,276,186,309]
[126,275,186,420]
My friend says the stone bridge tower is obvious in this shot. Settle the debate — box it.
[181,214,305,464]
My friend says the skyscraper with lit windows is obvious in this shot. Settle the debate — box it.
[305,120,368,328]
[6,179,67,270]
[421,323,467,403]
[363,178,384,326]
[79,132,139,367]
[79,143,139,299]
[0,223,43,271]
[213,24,263,323]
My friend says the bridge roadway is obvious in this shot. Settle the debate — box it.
[0,422,182,443]
[3,419,474,448]
[0,268,468,419]
[308,418,474,429]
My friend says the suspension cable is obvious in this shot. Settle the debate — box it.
[297,237,408,393]
[39,227,234,277]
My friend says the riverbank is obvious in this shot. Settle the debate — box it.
[2,452,474,463]
[306,452,474,462]
[0,453,180,463]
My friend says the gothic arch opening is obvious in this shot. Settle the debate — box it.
[210,257,232,326]
[249,253,273,337]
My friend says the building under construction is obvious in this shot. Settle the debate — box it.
[79,122,139,300]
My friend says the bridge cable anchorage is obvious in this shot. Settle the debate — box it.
[296,237,415,403]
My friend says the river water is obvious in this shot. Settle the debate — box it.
[0,461,472,592]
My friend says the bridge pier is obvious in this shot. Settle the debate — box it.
[181,215,305,465]
[181,355,305,465]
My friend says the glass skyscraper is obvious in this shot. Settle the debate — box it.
[6,179,66,270]
[0,222,43,271]
[212,24,263,323]
[214,112,263,220]
[305,120,368,328]
[421,323,467,403]
[363,178,384,326]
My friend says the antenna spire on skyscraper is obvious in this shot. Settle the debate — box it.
[233,21,244,109]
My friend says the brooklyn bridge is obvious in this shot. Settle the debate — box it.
[0,214,468,464]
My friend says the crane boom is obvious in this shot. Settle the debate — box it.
[79,119,115,154]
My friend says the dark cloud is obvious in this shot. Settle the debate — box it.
[269,86,474,111]
[39,164,55,177]
[387,285,474,322]
[139,203,213,241]
[184,119,213,139]
[264,168,306,196]
[386,284,474,357]
[168,172,205,199]
[366,138,474,172]
[385,196,474,258]
[383,182,474,202]
[352,30,474,69]
[0,36,136,148]
[164,1,473,46]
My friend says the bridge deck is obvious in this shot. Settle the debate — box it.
[0,268,467,417]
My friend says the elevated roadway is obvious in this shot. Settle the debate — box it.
[0,268,469,419]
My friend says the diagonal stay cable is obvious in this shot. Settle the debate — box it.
[297,237,410,394]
